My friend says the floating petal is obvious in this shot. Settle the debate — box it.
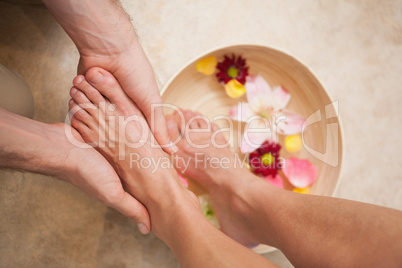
[264,174,284,189]
[196,56,217,75]
[285,134,302,153]
[272,86,291,110]
[245,75,273,113]
[177,171,188,187]
[228,102,254,122]
[293,187,310,194]
[241,119,271,153]
[283,157,317,188]
[274,110,305,135]
[225,79,246,98]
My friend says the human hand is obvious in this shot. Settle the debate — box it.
[77,42,177,155]
[41,0,176,155]
[60,123,151,234]
[68,67,200,239]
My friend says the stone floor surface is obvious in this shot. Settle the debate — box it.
[1,1,401,267]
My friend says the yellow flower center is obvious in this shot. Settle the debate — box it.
[227,66,239,78]
[261,153,274,166]
[260,110,271,119]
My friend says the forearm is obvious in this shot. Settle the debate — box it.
[41,0,137,57]
[119,168,276,268]
[0,108,65,176]
[237,175,402,267]
[152,193,276,268]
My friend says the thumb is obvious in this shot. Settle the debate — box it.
[108,191,151,235]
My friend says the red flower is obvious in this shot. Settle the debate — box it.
[249,141,282,177]
[216,54,249,84]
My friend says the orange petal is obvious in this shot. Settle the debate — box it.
[225,79,246,98]
[285,134,302,153]
[196,56,217,75]
[293,187,310,194]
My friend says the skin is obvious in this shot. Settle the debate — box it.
[68,67,277,268]
[0,108,150,233]
[41,0,174,154]
[2,0,176,233]
[167,110,402,268]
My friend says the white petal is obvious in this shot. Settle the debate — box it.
[245,75,273,113]
[272,86,291,110]
[240,118,272,153]
[228,102,254,122]
[274,110,305,135]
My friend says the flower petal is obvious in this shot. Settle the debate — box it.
[283,157,317,188]
[225,79,246,98]
[196,56,217,75]
[228,102,254,122]
[264,174,284,189]
[177,171,188,187]
[272,86,291,110]
[274,110,305,135]
[245,75,273,113]
[285,134,302,153]
[240,119,271,153]
[293,187,310,194]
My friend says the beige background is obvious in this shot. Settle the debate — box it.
[1,1,401,267]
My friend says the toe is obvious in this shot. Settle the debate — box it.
[182,110,209,129]
[70,114,89,135]
[70,87,97,116]
[73,75,105,104]
[85,67,137,115]
[173,109,186,135]
[68,99,93,128]
[166,114,181,144]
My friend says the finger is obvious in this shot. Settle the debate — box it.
[107,190,151,235]
[141,96,177,154]
[117,67,177,154]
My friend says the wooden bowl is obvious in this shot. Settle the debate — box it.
[161,44,343,254]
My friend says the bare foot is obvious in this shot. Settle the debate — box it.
[0,107,150,233]
[69,68,199,238]
[167,109,264,246]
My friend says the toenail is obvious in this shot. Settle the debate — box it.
[74,76,83,84]
[70,87,77,95]
[170,141,179,153]
[108,104,116,111]
[90,72,103,84]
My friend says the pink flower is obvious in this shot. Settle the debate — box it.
[263,174,284,189]
[177,171,188,187]
[283,157,318,188]
[229,75,305,153]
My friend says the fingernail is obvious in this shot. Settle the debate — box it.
[90,72,103,84]
[70,87,77,95]
[170,141,179,153]
[74,76,83,84]
[137,223,150,235]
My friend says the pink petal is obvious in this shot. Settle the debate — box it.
[228,102,254,122]
[274,110,305,135]
[245,75,273,112]
[272,86,291,110]
[283,158,317,188]
[177,171,188,187]
[263,174,284,189]
[240,119,271,153]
